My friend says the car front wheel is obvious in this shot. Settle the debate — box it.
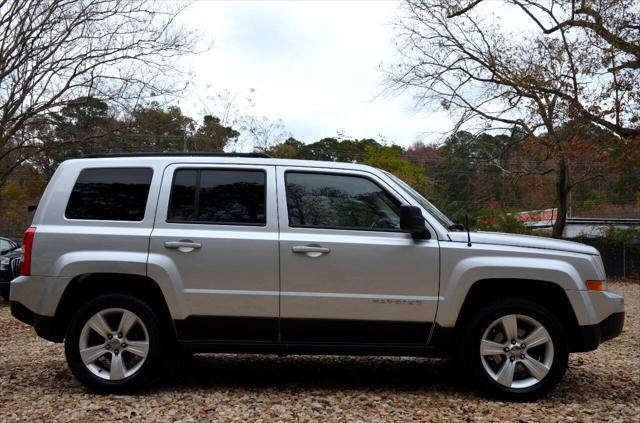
[64,294,163,393]
[462,299,569,401]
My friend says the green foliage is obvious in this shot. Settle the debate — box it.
[433,206,534,235]
[581,189,608,211]
[267,137,385,163]
[534,229,553,238]
[0,180,28,229]
[42,97,113,172]
[433,130,516,212]
[0,167,46,237]
[268,137,435,197]
[127,104,240,152]
[362,145,433,196]
[267,136,435,200]
[32,100,242,169]
[474,210,532,234]
[597,226,640,245]
[128,102,195,151]
[193,115,239,151]
[300,137,381,162]
[266,137,305,158]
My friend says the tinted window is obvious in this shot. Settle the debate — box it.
[167,169,197,221]
[286,172,401,230]
[168,169,266,225]
[65,168,153,221]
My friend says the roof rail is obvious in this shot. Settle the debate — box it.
[83,152,271,159]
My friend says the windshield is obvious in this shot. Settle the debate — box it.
[384,171,454,229]
[0,239,17,254]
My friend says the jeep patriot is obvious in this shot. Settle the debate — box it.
[9,153,624,399]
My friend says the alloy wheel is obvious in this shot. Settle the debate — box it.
[480,314,554,389]
[78,308,150,380]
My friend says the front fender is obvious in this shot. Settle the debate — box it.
[436,252,585,328]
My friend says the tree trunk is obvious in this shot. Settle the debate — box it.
[552,158,569,238]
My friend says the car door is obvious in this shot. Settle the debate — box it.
[148,163,279,342]
[277,166,440,345]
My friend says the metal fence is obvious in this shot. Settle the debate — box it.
[570,238,640,278]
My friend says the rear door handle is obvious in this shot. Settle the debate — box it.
[164,240,202,252]
[292,245,330,254]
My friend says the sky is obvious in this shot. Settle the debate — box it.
[178,0,456,148]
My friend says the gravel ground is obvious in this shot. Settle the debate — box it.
[0,281,638,422]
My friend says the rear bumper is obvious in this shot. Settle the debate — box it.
[10,301,61,342]
[575,312,625,352]
[9,275,73,317]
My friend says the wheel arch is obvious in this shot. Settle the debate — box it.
[49,273,176,344]
[446,278,584,353]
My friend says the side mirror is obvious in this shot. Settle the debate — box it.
[400,205,430,240]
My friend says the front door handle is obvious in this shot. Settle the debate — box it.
[164,240,202,252]
[292,245,330,256]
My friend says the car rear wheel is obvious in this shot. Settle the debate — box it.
[65,294,164,393]
[462,299,568,401]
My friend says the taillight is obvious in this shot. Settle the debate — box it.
[20,227,36,276]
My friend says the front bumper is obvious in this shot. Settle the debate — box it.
[575,311,625,352]
[565,288,625,352]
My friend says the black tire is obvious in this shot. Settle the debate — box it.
[64,294,164,394]
[460,299,569,401]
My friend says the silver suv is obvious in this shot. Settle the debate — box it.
[9,153,624,399]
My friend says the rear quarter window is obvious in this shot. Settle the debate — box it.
[65,167,153,221]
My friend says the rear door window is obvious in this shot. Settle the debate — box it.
[65,167,153,221]
[167,169,266,225]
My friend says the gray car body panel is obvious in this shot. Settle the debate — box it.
[437,239,620,327]
[275,165,440,343]
[147,162,280,321]
[448,231,600,256]
[10,156,624,344]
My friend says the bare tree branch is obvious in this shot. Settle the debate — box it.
[0,0,200,183]
[385,0,631,236]
[447,0,485,18]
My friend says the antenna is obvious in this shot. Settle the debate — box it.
[465,214,472,247]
